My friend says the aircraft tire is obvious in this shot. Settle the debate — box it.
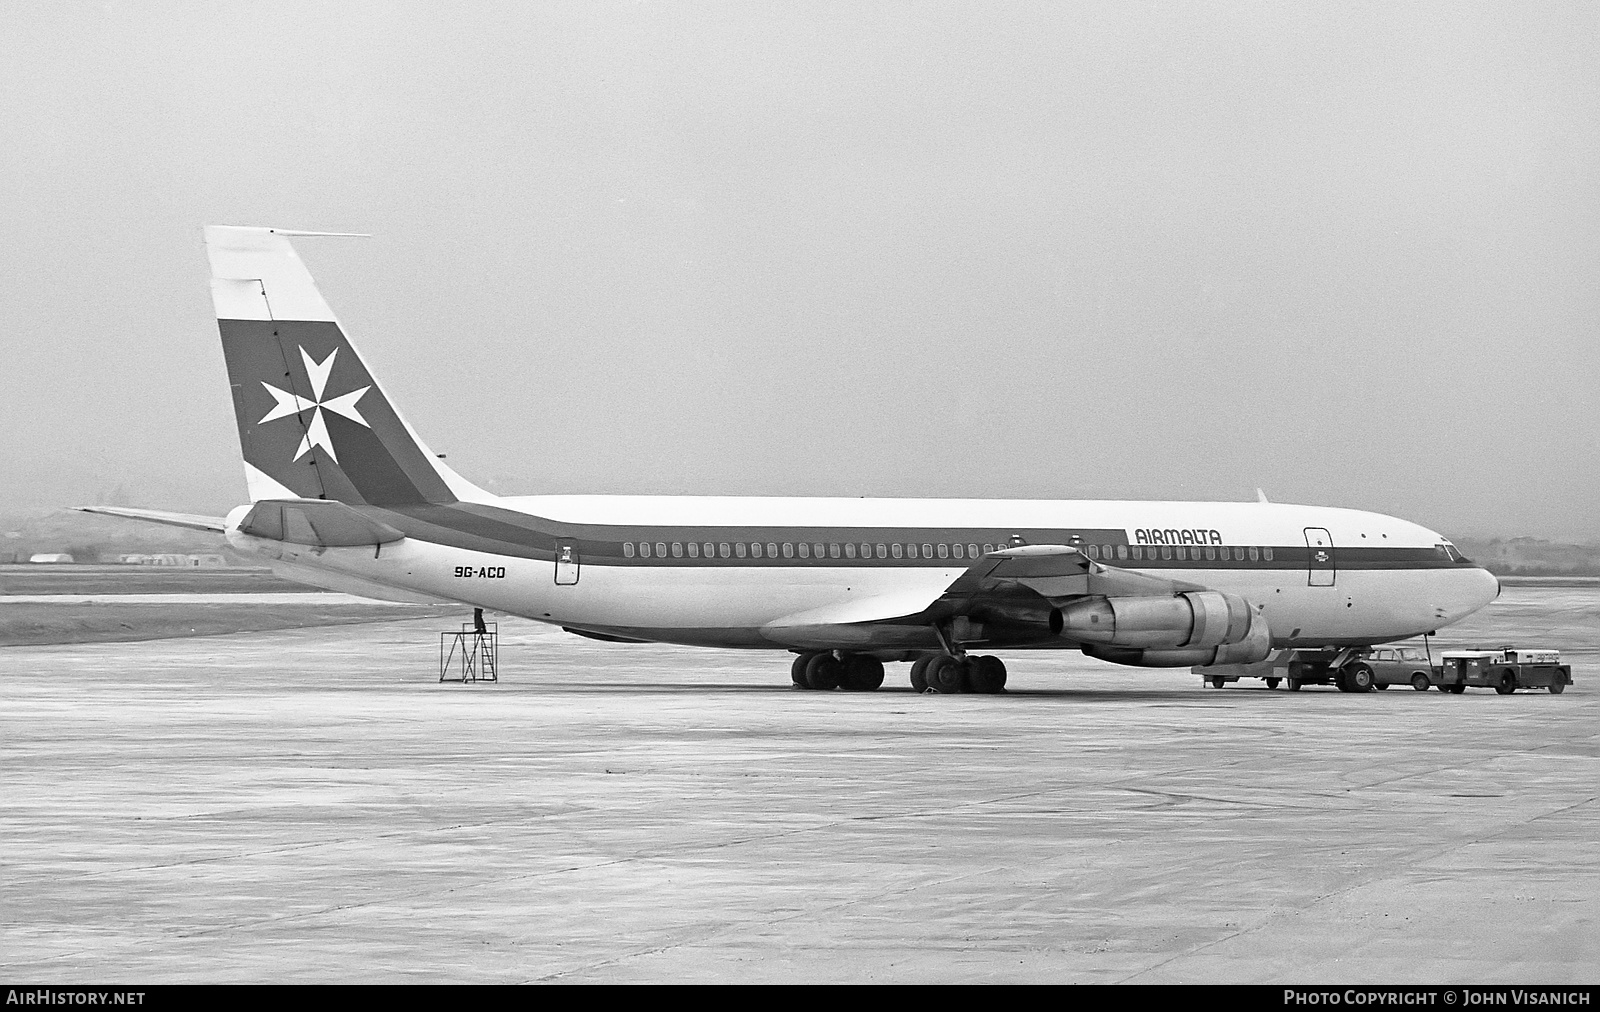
[1374,681,1390,690]
[925,655,968,694]
[1447,683,1466,694]
[1286,679,1302,692]
[1495,669,1517,695]
[1209,675,1226,689]
[1412,673,1431,692]
[910,655,933,693]
[1347,665,1376,693]
[791,653,815,688]
[968,655,1007,694]
[804,653,843,691]
[1265,677,1281,689]
[841,655,885,691]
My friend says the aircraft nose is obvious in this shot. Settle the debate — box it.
[1475,566,1500,607]
[1442,566,1501,624]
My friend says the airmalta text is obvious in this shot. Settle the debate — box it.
[1134,528,1224,546]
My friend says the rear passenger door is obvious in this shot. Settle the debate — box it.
[555,541,580,585]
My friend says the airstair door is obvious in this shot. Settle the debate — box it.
[555,541,580,586]
[1304,528,1335,587]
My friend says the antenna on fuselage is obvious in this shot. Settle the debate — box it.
[1255,488,1270,504]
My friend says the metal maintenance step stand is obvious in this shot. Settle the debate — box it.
[440,609,498,683]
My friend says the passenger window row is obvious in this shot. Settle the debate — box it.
[1083,544,1274,562]
[620,541,1276,562]
[622,541,1005,561]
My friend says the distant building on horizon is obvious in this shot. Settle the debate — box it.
[115,553,228,567]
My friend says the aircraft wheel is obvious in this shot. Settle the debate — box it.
[925,655,968,694]
[1374,681,1390,691]
[1495,669,1517,695]
[1411,673,1431,692]
[804,653,843,691]
[968,655,1007,694]
[791,653,815,688]
[1265,677,1281,689]
[1447,683,1466,694]
[909,655,933,693]
[1210,675,1226,689]
[1286,679,1302,692]
[1343,665,1375,693]
[841,655,885,691]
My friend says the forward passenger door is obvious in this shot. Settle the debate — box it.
[1304,528,1335,587]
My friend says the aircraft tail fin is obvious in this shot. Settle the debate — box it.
[204,226,487,506]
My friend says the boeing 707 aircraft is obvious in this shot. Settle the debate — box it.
[81,226,1500,693]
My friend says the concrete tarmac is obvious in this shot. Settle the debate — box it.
[2,581,1597,983]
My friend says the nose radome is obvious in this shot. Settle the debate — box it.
[1474,567,1500,608]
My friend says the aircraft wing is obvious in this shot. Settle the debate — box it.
[937,544,1206,606]
[761,544,1205,648]
[72,506,228,533]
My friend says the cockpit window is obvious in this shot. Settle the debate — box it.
[1436,543,1470,564]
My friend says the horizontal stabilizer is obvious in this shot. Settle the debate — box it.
[72,506,227,533]
[238,499,405,548]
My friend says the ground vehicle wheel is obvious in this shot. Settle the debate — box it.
[1549,677,1565,695]
[1265,677,1281,689]
[791,653,815,687]
[1286,679,1301,692]
[1411,673,1431,692]
[1347,664,1376,693]
[909,655,933,693]
[968,655,1007,693]
[841,655,885,691]
[804,653,842,691]
[1447,683,1466,694]
[1210,675,1226,689]
[925,655,968,694]
[1495,669,1517,695]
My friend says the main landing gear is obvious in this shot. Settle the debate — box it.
[789,651,1008,693]
[909,653,1007,694]
[791,652,886,691]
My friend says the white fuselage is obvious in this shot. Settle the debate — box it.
[225,495,1500,652]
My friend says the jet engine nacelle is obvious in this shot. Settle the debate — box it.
[1078,602,1271,668]
[1052,591,1253,650]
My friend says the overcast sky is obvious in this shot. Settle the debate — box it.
[1,2,1595,540]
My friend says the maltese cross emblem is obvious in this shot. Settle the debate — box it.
[258,347,371,463]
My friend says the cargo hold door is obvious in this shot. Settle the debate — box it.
[1304,528,1335,587]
